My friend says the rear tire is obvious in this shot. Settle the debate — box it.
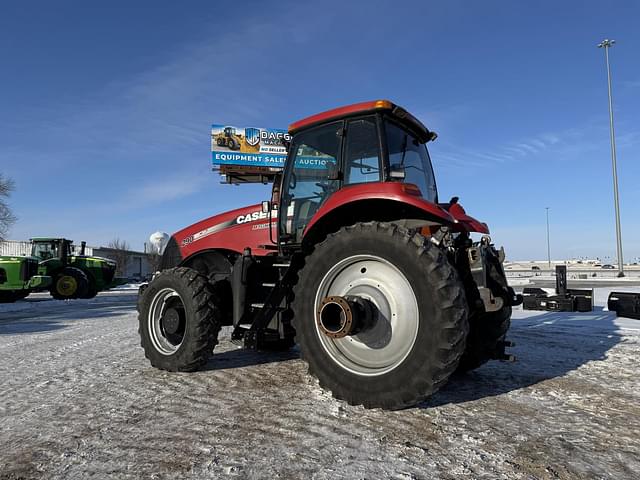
[79,279,99,299]
[50,267,89,300]
[138,267,221,372]
[292,222,468,410]
[456,306,511,373]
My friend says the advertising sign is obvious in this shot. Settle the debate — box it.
[211,124,290,169]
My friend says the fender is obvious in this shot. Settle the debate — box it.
[447,202,490,234]
[303,182,455,237]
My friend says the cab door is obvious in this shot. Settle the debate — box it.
[279,121,343,245]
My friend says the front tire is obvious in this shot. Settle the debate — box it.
[138,267,221,372]
[456,306,511,373]
[50,267,89,300]
[292,222,469,410]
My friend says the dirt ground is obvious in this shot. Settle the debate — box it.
[1,289,639,479]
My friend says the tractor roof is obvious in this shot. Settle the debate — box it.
[30,237,71,242]
[288,99,435,143]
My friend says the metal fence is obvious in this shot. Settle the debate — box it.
[0,240,31,256]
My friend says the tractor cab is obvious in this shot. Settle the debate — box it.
[31,238,73,262]
[224,126,236,137]
[272,100,439,245]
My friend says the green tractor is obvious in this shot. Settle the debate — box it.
[30,238,117,300]
[0,255,51,303]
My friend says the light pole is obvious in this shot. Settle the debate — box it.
[545,207,551,270]
[597,38,625,277]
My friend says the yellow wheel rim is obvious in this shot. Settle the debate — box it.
[57,275,78,296]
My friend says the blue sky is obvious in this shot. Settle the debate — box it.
[1,1,638,261]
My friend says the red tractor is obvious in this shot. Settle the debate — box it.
[138,100,522,409]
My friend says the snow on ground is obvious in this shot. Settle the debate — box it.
[1,287,639,479]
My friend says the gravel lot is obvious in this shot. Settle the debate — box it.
[1,288,639,479]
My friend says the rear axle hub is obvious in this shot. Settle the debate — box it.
[317,295,374,338]
[161,307,183,335]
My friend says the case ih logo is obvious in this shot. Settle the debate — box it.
[245,127,261,147]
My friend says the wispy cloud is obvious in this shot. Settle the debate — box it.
[435,131,562,170]
[129,174,210,205]
[434,112,640,173]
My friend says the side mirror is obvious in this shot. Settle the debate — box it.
[261,201,271,214]
[389,164,406,179]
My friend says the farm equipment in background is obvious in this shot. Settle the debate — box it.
[30,238,116,300]
[138,99,522,409]
[0,256,51,303]
[522,265,593,312]
[608,291,640,320]
[213,126,243,150]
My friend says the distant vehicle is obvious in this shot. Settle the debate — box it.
[30,238,117,299]
[0,256,51,303]
[532,266,541,271]
[601,264,615,269]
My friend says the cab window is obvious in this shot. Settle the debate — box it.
[32,242,57,261]
[385,120,437,202]
[344,116,381,185]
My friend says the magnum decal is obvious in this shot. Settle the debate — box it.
[181,209,278,246]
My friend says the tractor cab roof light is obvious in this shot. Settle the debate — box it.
[288,100,395,133]
[288,99,435,144]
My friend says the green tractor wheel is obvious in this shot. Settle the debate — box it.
[79,281,99,299]
[14,290,30,300]
[50,267,89,300]
[0,291,20,303]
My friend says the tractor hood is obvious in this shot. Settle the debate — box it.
[163,203,276,268]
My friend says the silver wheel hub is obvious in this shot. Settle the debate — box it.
[148,288,186,355]
[314,254,419,376]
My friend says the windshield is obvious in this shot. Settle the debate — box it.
[385,120,438,202]
[32,241,59,260]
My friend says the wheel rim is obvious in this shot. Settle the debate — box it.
[57,275,77,296]
[314,254,419,376]
[148,288,186,355]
